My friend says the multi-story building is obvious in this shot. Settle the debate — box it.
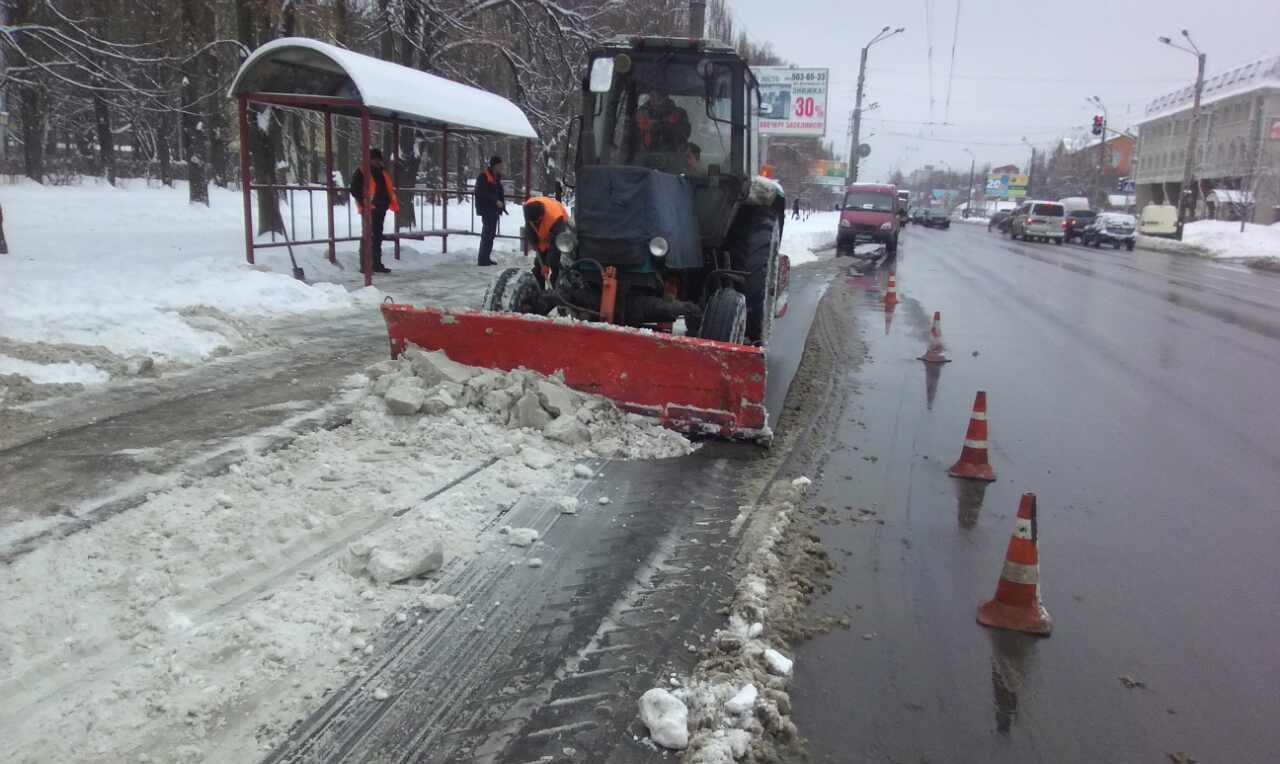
[1134,55,1280,224]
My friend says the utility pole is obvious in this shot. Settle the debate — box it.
[1089,97,1109,208]
[846,26,904,185]
[1159,31,1206,227]
[963,148,975,217]
[1022,137,1036,199]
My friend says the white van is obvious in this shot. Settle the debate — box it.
[1139,204,1180,239]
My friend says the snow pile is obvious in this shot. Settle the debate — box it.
[780,211,840,266]
[0,354,690,761]
[1140,221,1280,259]
[1180,220,1280,259]
[362,345,693,459]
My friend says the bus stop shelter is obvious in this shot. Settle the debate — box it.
[229,37,539,286]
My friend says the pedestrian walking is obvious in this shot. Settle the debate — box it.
[792,197,801,220]
[349,149,398,274]
[475,156,506,266]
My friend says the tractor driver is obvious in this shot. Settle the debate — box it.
[522,196,571,289]
[636,90,692,156]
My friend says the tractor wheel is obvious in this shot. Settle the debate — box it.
[482,267,540,313]
[700,288,748,344]
[728,211,778,344]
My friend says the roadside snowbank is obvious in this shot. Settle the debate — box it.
[0,352,690,763]
[0,179,517,394]
[1139,221,1280,259]
[636,477,817,761]
[780,211,839,266]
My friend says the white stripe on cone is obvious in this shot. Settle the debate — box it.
[1001,560,1040,585]
[964,439,989,449]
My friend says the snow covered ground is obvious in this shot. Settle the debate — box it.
[0,178,515,397]
[780,211,839,266]
[1139,220,1280,259]
[0,351,691,763]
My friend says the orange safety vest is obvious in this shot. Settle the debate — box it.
[358,167,400,213]
[637,105,684,150]
[525,196,569,252]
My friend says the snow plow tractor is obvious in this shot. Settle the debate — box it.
[382,36,789,442]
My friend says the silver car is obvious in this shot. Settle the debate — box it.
[1008,200,1066,244]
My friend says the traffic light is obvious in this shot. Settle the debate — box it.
[1091,115,1105,136]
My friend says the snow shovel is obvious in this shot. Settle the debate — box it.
[277,225,306,281]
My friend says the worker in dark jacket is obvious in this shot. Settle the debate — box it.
[349,149,398,274]
[637,91,691,154]
[522,196,571,288]
[474,156,506,266]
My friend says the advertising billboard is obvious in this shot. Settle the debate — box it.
[810,159,848,188]
[986,173,1029,200]
[753,67,829,137]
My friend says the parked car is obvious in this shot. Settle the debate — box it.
[1063,209,1098,243]
[1082,212,1137,250]
[1008,200,1066,244]
[1139,204,1181,239]
[921,208,951,229]
[838,183,901,254]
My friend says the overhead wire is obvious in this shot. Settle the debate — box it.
[923,0,935,123]
[943,0,961,123]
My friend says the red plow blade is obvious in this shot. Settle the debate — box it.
[380,304,769,441]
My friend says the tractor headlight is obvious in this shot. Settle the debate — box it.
[649,236,669,258]
[880,222,893,231]
[554,228,577,254]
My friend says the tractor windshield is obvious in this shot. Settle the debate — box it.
[584,53,735,176]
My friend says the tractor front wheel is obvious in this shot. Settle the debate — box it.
[729,212,778,343]
[482,267,541,313]
[700,288,748,344]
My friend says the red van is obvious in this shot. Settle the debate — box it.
[837,183,900,254]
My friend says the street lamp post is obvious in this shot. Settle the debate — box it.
[1088,96,1109,208]
[847,26,905,186]
[1159,30,1206,228]
[963,148,976,217]
[1021,137,1036,199]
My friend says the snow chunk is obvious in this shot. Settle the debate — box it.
[790,476,812,495]
[384,379,426,415]
[527,558,544,568]
[598,496,611,506]
[420,593,457,611]
[724,684,758,715]
[521,448,556,470]
[371,687,391,701]
[505,528,539,547]
[511,392,553,430]
[558,496,579,515]
[747,622,764,639]
[763,648,793,676]
[545,414,592,445]
[366,538,444,584]
[638,688,689,750]
[573,464,594,479]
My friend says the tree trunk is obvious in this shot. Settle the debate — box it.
[393,2,423,227]
[207,57,230,187]
[180,0,209,204]
[157,110,174,187]
[252,107,287,235]
[19,86,46,183]
[93,94,116,185]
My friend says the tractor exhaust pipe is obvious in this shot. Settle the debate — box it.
[688,0,706,38]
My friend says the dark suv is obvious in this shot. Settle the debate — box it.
[1063,209,1097,243]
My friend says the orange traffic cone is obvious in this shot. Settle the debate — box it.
[948,391,996,481]
[884,273,899,306]
[977,493,1052,636]
[918,311,951,363]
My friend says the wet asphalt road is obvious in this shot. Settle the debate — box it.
[790,223,1280,762]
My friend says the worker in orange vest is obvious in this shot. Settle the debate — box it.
[522,196,571,288]
[349,149,399,274]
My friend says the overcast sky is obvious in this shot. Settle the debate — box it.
[730,0,1280,179]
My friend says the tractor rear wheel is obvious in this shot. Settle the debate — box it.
[482,267,540,313]
[728,212,778,343]
[700,288,747,344]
